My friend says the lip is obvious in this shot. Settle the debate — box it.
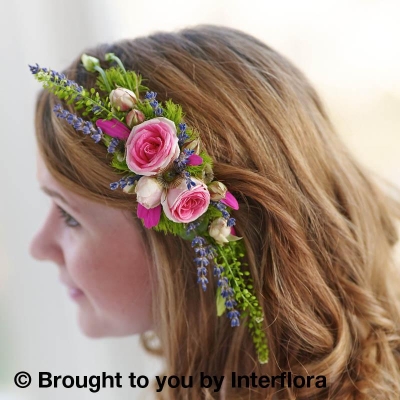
[59,276,84,300]
[68,287,84,300]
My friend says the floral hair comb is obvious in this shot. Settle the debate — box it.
[29,53,268,364]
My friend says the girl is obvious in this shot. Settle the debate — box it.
[30,25,400,399]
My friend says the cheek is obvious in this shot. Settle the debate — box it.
[66,234,154,336]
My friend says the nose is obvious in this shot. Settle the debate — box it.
[29,208,64,266]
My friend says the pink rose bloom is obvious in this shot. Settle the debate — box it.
[162,178,210,223]
[126,118,180,176]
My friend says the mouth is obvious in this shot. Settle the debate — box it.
[68,287,84,300]
[59,276,84,300]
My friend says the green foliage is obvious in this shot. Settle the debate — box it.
[111,152,129,171]
[136,100,156,120]
[153,211,186,236]
[101,136,129,171]
[186,151,213,179]
[34,70,120,122]
[95,67,148,98]
[216,286,226,316]
[163,99,184,125]
[214,240,269,364]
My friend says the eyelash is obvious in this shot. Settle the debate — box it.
[56,205,80,228]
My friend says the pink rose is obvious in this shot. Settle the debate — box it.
[126,118,180,176]
[162,178,210,223]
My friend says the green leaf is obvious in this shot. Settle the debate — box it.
[216,287,226,317]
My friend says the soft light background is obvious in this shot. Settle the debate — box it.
[0,0,399,399]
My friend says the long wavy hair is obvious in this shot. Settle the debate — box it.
[34,25,400,399]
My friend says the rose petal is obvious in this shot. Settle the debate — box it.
[96,119,130,140]
[126,118,179,176]
[187,154,203,166]
[220,191,239,210]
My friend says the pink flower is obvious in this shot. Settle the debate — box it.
[109,88,137,111]
[137,203,161,228]
[220,191,239,210]
[187,154,203,166]
[162,178,210,223]
[135,177,163,209]
[126,118,180,176]
[126,109,145,128]
[96,119,130,140]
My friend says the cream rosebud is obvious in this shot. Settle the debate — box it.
[135,176,164,209]
[209,217,242,246]
[208,181,228,201]
[126,109,145,128]
[109,88,137,112]
[183,138,201,154]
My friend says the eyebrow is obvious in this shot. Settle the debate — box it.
[40,187,77,212]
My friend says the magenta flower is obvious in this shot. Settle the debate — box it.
[187,154,203,166]
[96,119,130,140]
[137,203,162,228]
[220,191,239,210]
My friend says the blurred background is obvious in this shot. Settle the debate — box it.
[0,0,399,399]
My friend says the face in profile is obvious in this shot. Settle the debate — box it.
[30,154,154,337]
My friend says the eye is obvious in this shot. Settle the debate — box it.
[56,205,80,228]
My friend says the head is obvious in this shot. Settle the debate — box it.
[31,25,400,399]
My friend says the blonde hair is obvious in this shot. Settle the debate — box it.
[34,25,400,399]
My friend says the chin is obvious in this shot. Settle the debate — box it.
[77,311,108,338]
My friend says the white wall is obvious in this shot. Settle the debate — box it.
[1,1,399,399]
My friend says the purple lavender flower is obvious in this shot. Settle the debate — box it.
[107,138,119,154]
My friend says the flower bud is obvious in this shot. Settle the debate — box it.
[126,109,145,128]
[208,181,228,201]
[183,138,201,154]
[202,163,214,184]
[123,183,136,194]
[109,87,137,112]
[135,176,164,209]
[81,54,100,72]
[209,217,242,246]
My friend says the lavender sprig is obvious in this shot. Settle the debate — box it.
[53,104,103,143]
[29,64,117,121]
[178,123,189,146]
[146,91,164,116]
[110,175,142,191]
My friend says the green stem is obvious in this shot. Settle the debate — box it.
[108,54,127,74]
[47,80,118,120]
[94,65,112,92]
[215,244,254,311]
[105,53,129,89]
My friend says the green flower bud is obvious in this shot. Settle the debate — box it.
[81,54,100,72]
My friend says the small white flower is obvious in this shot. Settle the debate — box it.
[208,217,242,246]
